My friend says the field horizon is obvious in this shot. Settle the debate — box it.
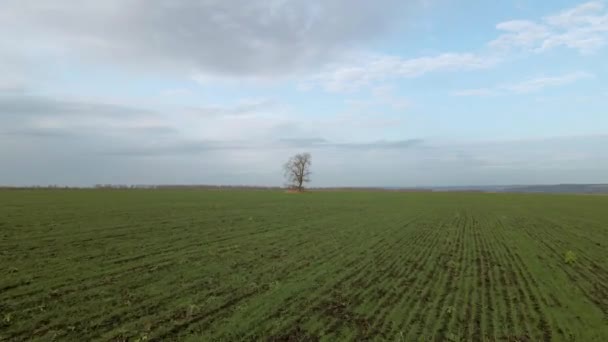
[2,183,608,195]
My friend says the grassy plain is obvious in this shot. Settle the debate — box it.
[1,190,607,341]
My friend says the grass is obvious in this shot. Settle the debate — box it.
[1,190,607,341]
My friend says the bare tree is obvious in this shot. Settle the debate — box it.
[283,153,312,191]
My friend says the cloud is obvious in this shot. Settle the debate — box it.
[102,140,243,156]
[278,138,423,150]
[106,137,425,156]
[489,20,551,50]
[0,94,153,118]
[0,93,179,146]
[1,2,607,187]
[0,91,419,164]
[2,95,607,187]
[0,127,77,139]
[187,98,277,117]
[307,1,608,93]
[1,0,411,78]
[278,138,329,148]
[309,53,499,92]
[452,71,593,96]
[490,1,608,53]
[0,93,296,148]
[503,71,594,93]
[449,135,608,172]
[545,1,606,28]
[284,135,608,187]
[332,139,424,150]
[4,0,603,98]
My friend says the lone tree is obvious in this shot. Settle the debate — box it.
[283,152,312,191]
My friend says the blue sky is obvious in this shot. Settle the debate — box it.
[1,0,607,187]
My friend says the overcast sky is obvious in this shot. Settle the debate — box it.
[1,0,607,187]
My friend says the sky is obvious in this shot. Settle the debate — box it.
[1,0,607,187]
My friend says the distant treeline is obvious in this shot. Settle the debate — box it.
[0,185,434,192]
[1,184,607,193]
[0,185,78,190]
[0,184,283,190]
[310,187,434,192]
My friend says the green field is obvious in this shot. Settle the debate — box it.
[1,190,607,341]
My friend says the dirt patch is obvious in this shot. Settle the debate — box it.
[313,293,385,340]
[284,190,305,194]
[268,326,319,342]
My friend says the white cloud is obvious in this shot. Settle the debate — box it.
[309,2,608,94]
[452,71,593,96]
[309,53,499,92]
[1,0,414,78]
[544,1,606,27]
[503,71,594,93]
[185,98,278,118]
[489,20,551,50]
[491,1,608,54]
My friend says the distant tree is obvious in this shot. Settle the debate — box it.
[283,153,312,191]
